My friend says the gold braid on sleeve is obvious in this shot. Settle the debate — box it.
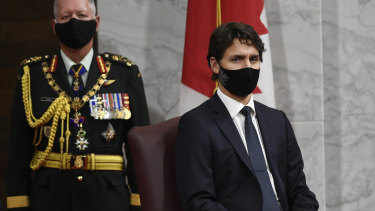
[21,65,70,171]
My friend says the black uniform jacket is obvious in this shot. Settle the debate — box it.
[175,93,319,211]
[7,52,149,211]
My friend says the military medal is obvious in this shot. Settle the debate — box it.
[121,93,132,120]
[89,96,99,119]
[116,93,125,119]
[117,110,124,119]
[112,93,120,119]
[73,81,80,92]
[72,111,88,151]
[124,109,131,119]
[41,55,111,153]
[71,96,89,151]
[70,112,84,128]
[101,93,111,119]
[96,95,106,120]
[114,93,124,119]
[108,93,116,118]
[69,64,87,95]
[75,128,89,151]
[88,92,132,120]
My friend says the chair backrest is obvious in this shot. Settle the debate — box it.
[127,117,182,211]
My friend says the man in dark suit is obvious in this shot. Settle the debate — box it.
[175,22,319,211]
[6,0,149,210]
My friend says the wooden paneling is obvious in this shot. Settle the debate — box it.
[0,1,58,209]
[0,1,99,209]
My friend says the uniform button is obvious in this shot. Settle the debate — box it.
[77,176,83,182]
[257,196,263,202]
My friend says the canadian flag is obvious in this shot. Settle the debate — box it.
[180,0,275,114]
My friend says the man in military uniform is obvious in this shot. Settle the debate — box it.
[6,0,149,210]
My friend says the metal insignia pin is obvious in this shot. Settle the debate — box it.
[44,126,51,138]
[104,79,116,86]
[101,123,115,143]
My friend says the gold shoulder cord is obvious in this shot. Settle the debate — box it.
[21,65,71,170]
[23,56,110,171]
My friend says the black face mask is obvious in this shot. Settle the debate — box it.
[218,66,260,97]
[55,18,97,49]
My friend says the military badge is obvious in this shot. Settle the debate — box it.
[40,97,56,102]
[104,79,116,86]
[101,123,116,143]
[73,156,84,169]
[44,126,51,138]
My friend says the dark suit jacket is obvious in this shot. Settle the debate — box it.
[7,52,149,211]
[175,94,318,211]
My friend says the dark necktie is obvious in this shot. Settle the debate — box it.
[69,64,87,98]
[240,106,280,211]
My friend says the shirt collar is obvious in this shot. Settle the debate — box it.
[217,87,256,118]
[60,48,94,74]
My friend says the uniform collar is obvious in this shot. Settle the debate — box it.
[60,48,94,75]
[217,87,256,118]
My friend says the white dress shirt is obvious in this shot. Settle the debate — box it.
[60,48,94,86]
[217,88,278,197]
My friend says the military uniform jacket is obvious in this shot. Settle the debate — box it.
[6,52,149,211]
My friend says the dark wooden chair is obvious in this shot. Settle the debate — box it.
[127,117,182,211]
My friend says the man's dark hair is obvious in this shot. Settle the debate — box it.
[207,22,265,80]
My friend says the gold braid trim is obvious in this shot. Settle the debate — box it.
[6,195,30,208]
[130,193,141,206]
[102,53,135,67]
[21,65,70,171]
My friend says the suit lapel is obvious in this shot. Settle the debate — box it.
[209,94,256,175]
[84,54,100,92]
[255,102,279,175]
[54,53,74,97]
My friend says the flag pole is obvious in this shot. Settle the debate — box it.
[214,0,222,95]
[216,0,222,26]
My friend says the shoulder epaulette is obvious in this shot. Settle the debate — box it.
[101,52,136,67]
[20,55,51,67]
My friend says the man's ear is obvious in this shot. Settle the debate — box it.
[51,19,56,35]
[210,57,220,74]
[95,16,100,32]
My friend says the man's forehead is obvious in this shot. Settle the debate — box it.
[57,0,92,13]
[224,39,258,55]
[238,38,253,45]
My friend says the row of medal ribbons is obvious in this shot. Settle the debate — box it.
[89,93,131,120]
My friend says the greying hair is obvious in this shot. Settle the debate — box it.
[53,0,96,18]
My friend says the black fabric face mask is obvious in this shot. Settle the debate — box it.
[55,18,97,49]
[218,66,260,97]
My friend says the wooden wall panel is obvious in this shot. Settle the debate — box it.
[0,1,58,209]
[0,0,98,209]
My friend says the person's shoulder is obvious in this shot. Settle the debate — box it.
[99,52,137,68]
[254,100,287,120]
[180,99,212,123]
[254,100,285,115]
[20,54,54,67]
[254,101,277,111]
